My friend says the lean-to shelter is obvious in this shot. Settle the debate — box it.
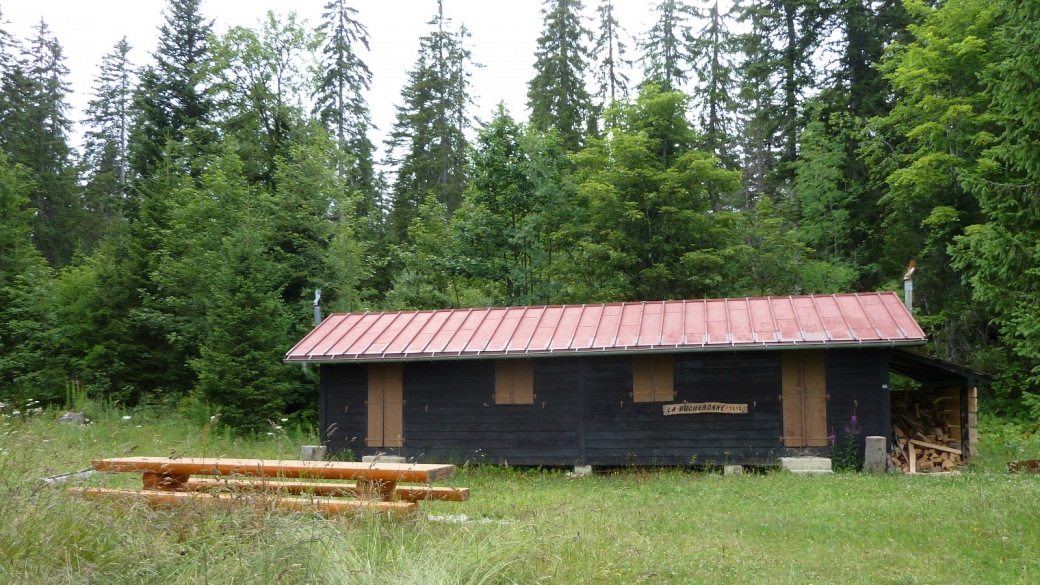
[286,292,949,466]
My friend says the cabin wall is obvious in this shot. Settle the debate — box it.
[321,348,887,466]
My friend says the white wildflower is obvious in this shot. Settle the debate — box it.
[122,415,132,420]
[280,418,288,422]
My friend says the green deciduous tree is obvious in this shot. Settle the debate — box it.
[215,11,314,186]
[862,0,1003,360]
[952,0,1040,414]
[566,85,741,301]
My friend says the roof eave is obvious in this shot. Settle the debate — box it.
[283,338,928,364]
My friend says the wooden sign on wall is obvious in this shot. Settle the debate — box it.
[662,402,748,416]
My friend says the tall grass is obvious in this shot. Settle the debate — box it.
[1,401,1038,583]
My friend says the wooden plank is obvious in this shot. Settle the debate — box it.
[383,363,404,447]
[652,355,675,401]
[512,359,535,404]
[908,442,917,474]
[907,439,962,455]
[781,351,804,446]
[494,360,514,404]
[180,478,470,502]
[802,350,829,447]
[632,356,653,402]
[91,458,456,483]
[76,487,418,515]
[367,364,385,447]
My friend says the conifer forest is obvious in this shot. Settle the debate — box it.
[1,0,1039,430]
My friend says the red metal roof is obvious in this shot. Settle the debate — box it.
[285,292,927,363]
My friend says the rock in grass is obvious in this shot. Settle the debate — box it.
[57,412,86,426]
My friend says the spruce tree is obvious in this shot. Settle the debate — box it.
[82,37,134,233]
[0,150,57,399]
[385,0,473,240]
[690,0,736,164]
[527,0,594,151]
[192,223,305,432]
[129,0,215,178]
[591,0,629,105]
[0,20,81,265]
[732,0,830,196]
[313,0,377,213]
[640,0,697,90]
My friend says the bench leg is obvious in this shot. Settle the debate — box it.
[142,471,190,490]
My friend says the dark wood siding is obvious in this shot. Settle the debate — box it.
[826,348,885,457]
[322,348,887,466]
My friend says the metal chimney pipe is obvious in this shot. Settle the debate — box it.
[313,289,322,326]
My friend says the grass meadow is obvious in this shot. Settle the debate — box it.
[1,401,1038,584]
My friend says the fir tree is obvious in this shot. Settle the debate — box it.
[640,0,697,90]
[0,20,81,265]
[385,0,473,241]
[527,0,594,151]
[0,150,57,398]
[192,223,305,432]
[129,0,215,178]
[690,0,736,164]
[731,0,831,202]
[313,0,377,213]
[591,0,630,104]
[82,37,134,232]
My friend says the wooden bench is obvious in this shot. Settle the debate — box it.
[78,457,468,515]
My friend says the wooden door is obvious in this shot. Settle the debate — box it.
[367,363,404,447]
[382,364,404,447]
[782,350,828,447]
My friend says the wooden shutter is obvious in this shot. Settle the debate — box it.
[633,356,653,402]
[652,355,674,401]
[511,359,534,404]
[367,363,404,447]
[366,364,384,446]
[495,360,514,404]
[495,360,534,404]
[632,354,674,402]
[782,350,828,447]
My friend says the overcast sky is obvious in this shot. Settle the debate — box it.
[1,0,679,157]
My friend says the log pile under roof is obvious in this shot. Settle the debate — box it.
[891,390,964,473]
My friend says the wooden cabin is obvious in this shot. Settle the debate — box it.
[285,292,965,467]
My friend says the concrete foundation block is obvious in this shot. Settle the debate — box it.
[362,455,406,464]
[300,445,326,461]
[724,465,743,476]
[572,465,593,476]
[864,436,887,474]
[780,457,832,475]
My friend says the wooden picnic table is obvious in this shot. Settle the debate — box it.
[81,457,465,515]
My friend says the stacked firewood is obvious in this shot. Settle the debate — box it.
[890,394,964,473]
